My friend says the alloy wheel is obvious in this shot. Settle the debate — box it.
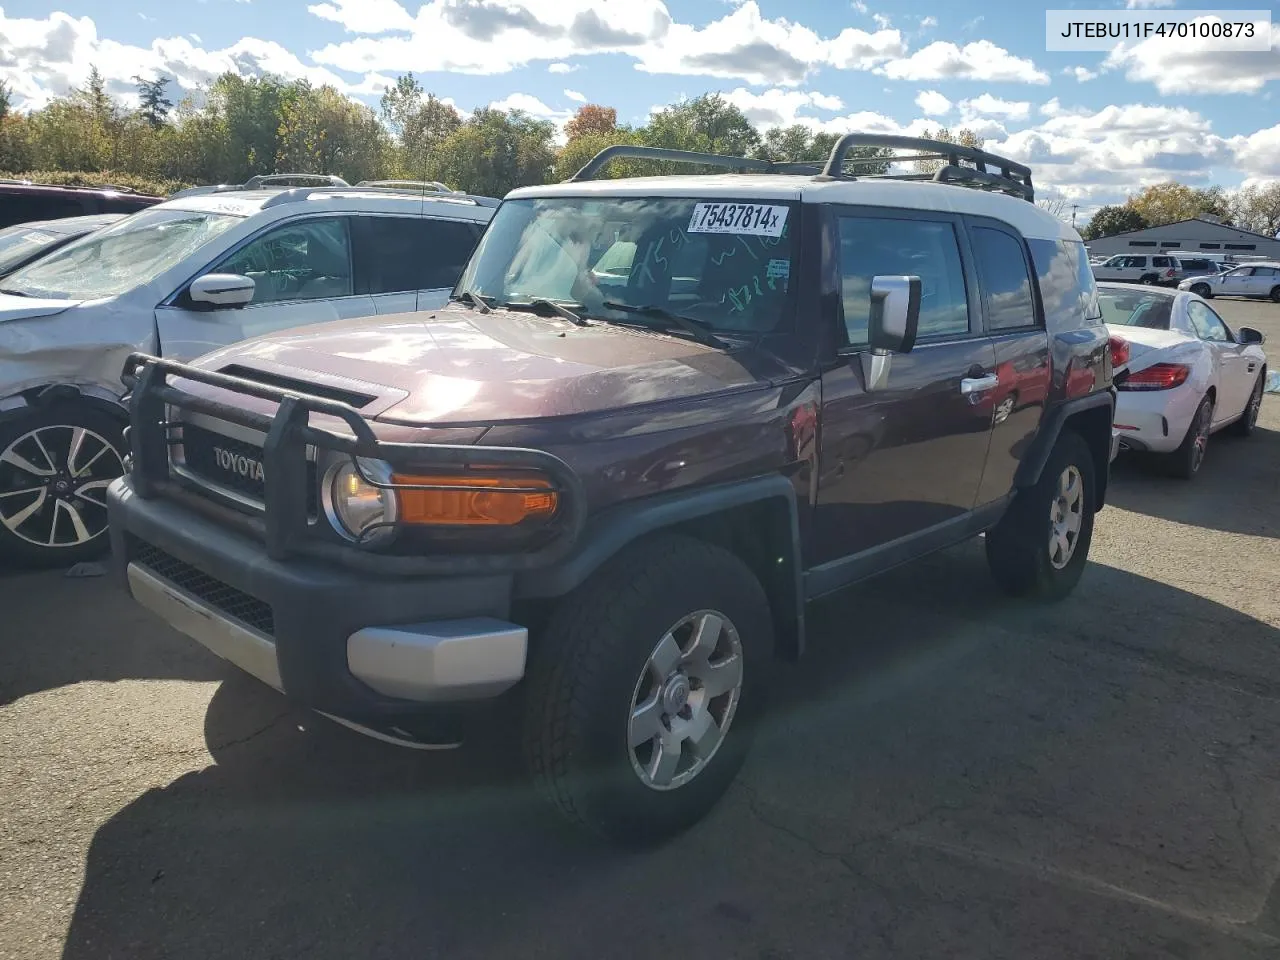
[0,425,123,549]
[627,609,743,792]
[1048,465,1084,571]
[1190,407,1210,473]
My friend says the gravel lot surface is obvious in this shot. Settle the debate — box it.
[2,298,1278,960]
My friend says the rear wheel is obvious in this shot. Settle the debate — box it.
[1191,283,1212,298]
[1230,374,1264,437]
[986,431,1096,602]
[1166,396,1212,479]
[523,534,771,844]
[1140,275,1158,285]
[0,404,126,566]
[1270,286,1280,303]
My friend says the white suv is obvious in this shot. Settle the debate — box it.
[0,182,496,564]
[1178,261,1280,302]
[1091,253,1181,286]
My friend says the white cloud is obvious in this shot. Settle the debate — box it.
[1066,66,1097,82]
[1126,0,1175,7]
[852,1,868,12]
[962,15,984,31]
[548,62,578,74]
[1229,124,1280,179]
[564,88,586,102]
[914,89,951,115]
[306,0,416,34]
[919,16,937,29]
[189,33,201,42]
[880,40,1049,84]
[959,93,1030,120]
[1104,21,1280,94]
[138,12,154,21]
[872,14,892,30]
[0,10,394,110]
[721,87,843,127]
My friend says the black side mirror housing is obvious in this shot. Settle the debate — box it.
[1238,326,1266,345]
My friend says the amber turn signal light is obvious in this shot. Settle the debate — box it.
[391,473,558,526]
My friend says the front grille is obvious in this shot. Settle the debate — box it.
[174,423,318,517]
[129,536,275,636]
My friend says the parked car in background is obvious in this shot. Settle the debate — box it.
[0,180,161,228]
[108,134,1117,844]
[0,214,124,279]
[1177,261,1280,302]
[0,182,496,564]
[1092,253,1181,286]
[1100,282,1267,477]
[1161,253,1225,281]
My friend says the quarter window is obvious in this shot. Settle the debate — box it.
[217,218,352,304]
[837,216,969,345]
[971,227,1036,330]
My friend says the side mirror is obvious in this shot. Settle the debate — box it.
[1238,326,1266,345]
[868,275,921,354]
[189,273,255,308]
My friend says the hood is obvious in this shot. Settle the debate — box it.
[1181,273,1221,284]
[189,304,793,427]
[1105,324,1200,374]
[0,292,80,322]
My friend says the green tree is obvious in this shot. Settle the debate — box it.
[913,127,983,174]
[434,107,556,197]
[642,93,760,156]
[1231,182,1280,239]
[277,83,390,182]
[379,74,461,180]
[1125,181,1232,227]
[1082,204,1148,240]
[753,125,891,174]
[133,75,173,128]
[0,80,11,124]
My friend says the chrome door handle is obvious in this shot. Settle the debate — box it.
[960,374,999,394]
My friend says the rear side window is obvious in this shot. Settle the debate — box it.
[837,216,969,345]
[1152,256,1170,267]
[1029,238,1100,327]
[970,227,1036,330]
[0,193,87,228]
[353,216,484,294]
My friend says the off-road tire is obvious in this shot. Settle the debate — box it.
[0,403,126,567]
[985,430,1096,602]
[1229,373,1264,437]
[1166,395,1213,479]
[522,533,772,845]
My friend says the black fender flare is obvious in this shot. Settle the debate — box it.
[515,474,807,657]
[1015,392,1115,504]
[0,384,128,428]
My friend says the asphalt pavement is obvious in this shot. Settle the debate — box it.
[2,298,1279,960]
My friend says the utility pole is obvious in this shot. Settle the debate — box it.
[1071,204,1079,228]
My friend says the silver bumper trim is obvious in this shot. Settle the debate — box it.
[126,562,283,691]
[346,618,528,703]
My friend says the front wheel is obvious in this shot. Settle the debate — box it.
[1140,275,1158,285]
[1230,374,1264,437]
[986,430,1096,601]
[522,534,772,844]
[1192,283,1212,298]
[0,404,126,566]
[1270,286,1280,303]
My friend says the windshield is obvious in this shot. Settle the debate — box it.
[0,225,68,276]
[1,208,241,300]
[456,196,798,334]
[1097,288,1172,329]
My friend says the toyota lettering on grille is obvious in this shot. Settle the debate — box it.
[212,446,265,482]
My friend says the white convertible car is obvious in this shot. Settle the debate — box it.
[1098,282,1268,478]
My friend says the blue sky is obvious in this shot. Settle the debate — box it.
[2,0,1278,211]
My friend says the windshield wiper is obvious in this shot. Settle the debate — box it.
[499,298,591,328]
[0,288,30,298]
[451,290,492,313]
[601,301,728,348]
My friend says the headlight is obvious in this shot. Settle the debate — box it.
[322,458,397,543]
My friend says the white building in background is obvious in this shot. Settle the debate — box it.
[1084,216,1280,261]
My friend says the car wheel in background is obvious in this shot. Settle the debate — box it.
[1270,286,1280,303]
[1192,283,1212,298]
[1229,374,1265,437]
[1140,275,1158,285]
[0,404,126,566]
[985,430,1096,602]
[523,534,771,845]
[1166,395,1213,479]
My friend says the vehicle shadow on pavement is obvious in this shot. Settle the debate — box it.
[60,548,1280,960]
[1105,424,1279,539]
[0,562,225,707]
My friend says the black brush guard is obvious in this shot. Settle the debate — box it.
[123,354,587,576]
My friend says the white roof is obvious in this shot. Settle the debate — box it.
[160,189,494,221]
[508,174,1078,242]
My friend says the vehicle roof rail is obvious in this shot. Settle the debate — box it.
[242,173,351,189]
[260,186,503,210]
[569,146,776,181]
[818,133,1034,201]
[356,179,453,193]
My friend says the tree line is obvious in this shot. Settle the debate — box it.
[0,69,889,199]
[1082,181,1280,241]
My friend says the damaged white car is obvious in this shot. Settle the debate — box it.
[0,184,496,564]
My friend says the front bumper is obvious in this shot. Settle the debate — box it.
[109,477,526,743]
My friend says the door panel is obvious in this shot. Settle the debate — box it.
[1188,300,1249,421]
[416,288,452,311]
[155,295,378,360]
[371,291,418,315]
[813,341,997,565]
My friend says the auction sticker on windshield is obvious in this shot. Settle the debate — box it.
[688,202,788,237]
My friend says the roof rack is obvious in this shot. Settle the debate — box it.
[0,178,142,195]
[569,133,1034,202]
[169,173,350,199]
[259,185,502,209]
[356,179,457,194]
